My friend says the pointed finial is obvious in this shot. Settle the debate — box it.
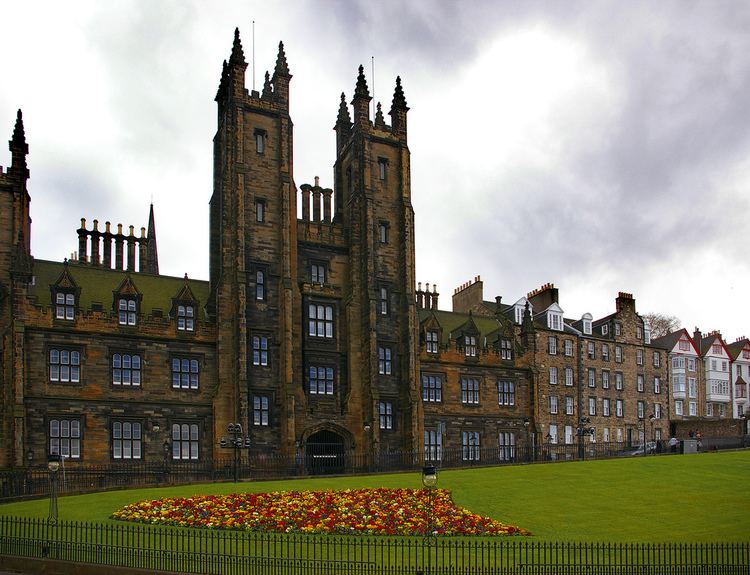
[354,64,370,98]
[274,41,290,76]
[374,102,385,127]
[230,27,246,65]
[391,76,407,109]
[262,70,272,99]
[336,92,352,125]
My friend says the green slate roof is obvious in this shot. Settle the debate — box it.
[418,308,508,345]
[29,259,210,317]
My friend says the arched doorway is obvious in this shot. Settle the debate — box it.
[305,429,346,475]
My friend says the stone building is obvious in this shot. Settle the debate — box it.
[0,30,421,469]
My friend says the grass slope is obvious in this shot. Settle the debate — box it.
[0,451,747,542]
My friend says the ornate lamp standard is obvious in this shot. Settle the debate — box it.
[523,418,531,462]
[47,454,61,524]
[577,417,594,460]
[649,413,656,455]
[421,465,438,575]
[219,423,251,483]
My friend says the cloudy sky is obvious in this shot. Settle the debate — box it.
[2,1,749,341]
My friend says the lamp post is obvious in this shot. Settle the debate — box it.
[649,413,655,455]
[421,465,438,575]
[47,454,61,524]
[523,418,531,462]
[219,423,251,483]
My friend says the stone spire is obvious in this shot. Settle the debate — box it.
[227,28,247,100]
[389,76,409,140]
[146,203,159,275]
[335,92,352,153]
[351,65,372,127]
[229,27,246,66]
[261,70,272,99]
[374,101,386,129]
[272,41,292,107]
[336,92,351,126]
[9,109,29,177]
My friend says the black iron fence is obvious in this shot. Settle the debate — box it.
[2,437,747,501]
[0,517,746,574]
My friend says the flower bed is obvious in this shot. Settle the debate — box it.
[111,488,530,536]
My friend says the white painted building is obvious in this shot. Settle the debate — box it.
[699,332,731,418]
[651,328,700,420]
[728,337,750,421]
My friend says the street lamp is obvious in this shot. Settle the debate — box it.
[219,423,251,482]
[47,454,61,524]
[577,417,594,460]
[649,414,656,455]
[421,464,438,575]
[523,418,531,462]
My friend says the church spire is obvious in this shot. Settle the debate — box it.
[9,109,29,178]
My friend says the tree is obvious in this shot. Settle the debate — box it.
[642,312,681,339]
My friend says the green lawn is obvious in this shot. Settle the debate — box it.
[1,450,747,542]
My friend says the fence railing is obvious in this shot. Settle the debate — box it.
[2,437,748,501]
[0,517,747,574]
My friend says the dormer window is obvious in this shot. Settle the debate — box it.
[581,313,592,335]
[426,330,439,353]
[464,335,477,357]
[602,324,609,336]
[548,313,562,331]
[177,305,195,332]
[614,323,622,336]
[118,297,137,326]
[55,292,76,320]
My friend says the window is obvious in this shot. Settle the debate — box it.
[252,336,269,366]
[49,348,81,384]
[49,418,81,459]
[424,430,442,462]
[637,374,644,392]
[711,359,717,371]
[498,432,516,461]
[253,395,270,426]
[565,425,574,444]
[679,339,690,351]
[636,349,644,366]
[565,367,574,387]
[687,358,696,372]
[309,366,334,395]
[379,401,393,430]
[112,421,141,460]
[422,374,443,402]
[55,292,75,320]
[589,397,596,416]
[603,427,610,442]
[378,346,392,375]
[614,323,622,336]
[171,358,199,390]
[549,367,558,385]
[653,351,660,368]
[426,330,439,354]
[462,431,480,461]
[637,401,645,419]
[565,396,574,415]
[675,400,684,416]
[583,319,592,335]
[616,399,623,417]
[615,346,622,362]
[549,395,558,414]
[615,372,623,390]
[706,403,714,417]
[379,287,389,315]
[308,304,334,338]
[112,353,141,387]
[712,343,722,355]
[499,339,513,360]
[464,335,477,357]
[564,340,573,357]
[311,264,326,285]
[255,199,265,222]
[673,374,686,393]
[722,361,728,372]
[672,356,685,369]
[602,344,610,361]
[602,370,610,389]
[460,377,480,405]
[378,158,387,180]
[602,324,609,336]
[744,350,750,360]
[637,326,643,340]
[497,381,515,406]
[255,129,265,154]
[172,423,199,460]
[588,368,596,388]
[654,403,662,419]
[548,424,558,444]
[689,401,697,416]
[177,305,195,332]
[548,337,557,355]
[548,313,562,331]
[587,342,595,360]
[378,222,389,244]
[118,297,137,326]
[654,376,661,394]
[255,270,265,300]
[603,398,611,417]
